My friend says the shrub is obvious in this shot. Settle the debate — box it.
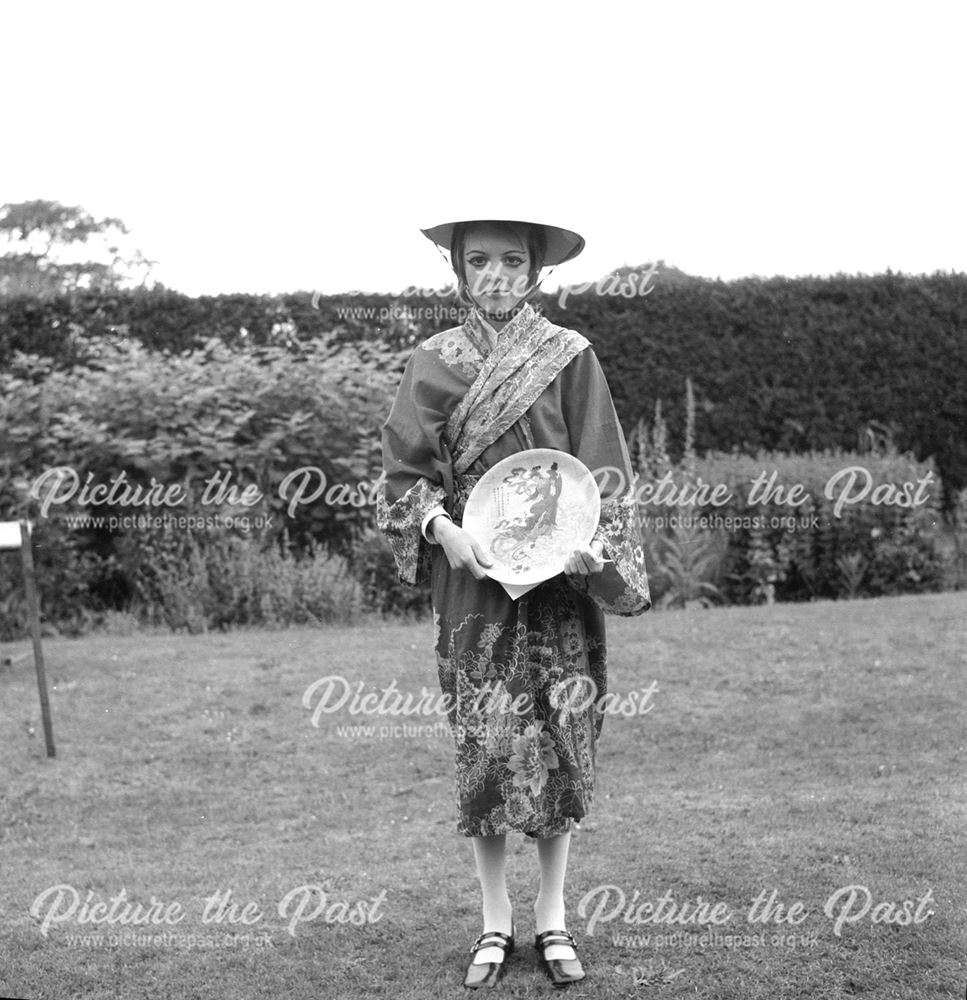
[0,515,121,640]
[117,529,362,633]
[350,526,432,618]
[0,332,403,631]
[636,447,946,604]
[3,273,967,500]
[648,518,727,610]
[546,270,967,507]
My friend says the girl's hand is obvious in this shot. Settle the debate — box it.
[565,540,606,576]
[432,517,493,581]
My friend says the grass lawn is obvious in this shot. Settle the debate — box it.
[1,591,965,999]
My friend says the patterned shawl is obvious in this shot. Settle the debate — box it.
[446,304,589,472]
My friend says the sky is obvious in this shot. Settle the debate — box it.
[2,0,965,297]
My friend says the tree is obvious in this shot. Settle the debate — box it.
[0,199,158,296]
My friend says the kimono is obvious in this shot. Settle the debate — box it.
[377,302,650,838]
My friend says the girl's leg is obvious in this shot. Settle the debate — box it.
[535,831,577,960]
[470,834,513,963]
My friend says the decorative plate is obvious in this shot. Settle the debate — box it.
[463,448,600,596]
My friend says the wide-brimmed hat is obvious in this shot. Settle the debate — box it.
[421,218,585,267]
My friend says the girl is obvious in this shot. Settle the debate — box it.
[378,217,650,988]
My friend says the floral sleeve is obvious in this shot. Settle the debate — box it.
[559,348,651,616]
[568,487,651,615]
[376,478,445,586]
[377,346,454,585]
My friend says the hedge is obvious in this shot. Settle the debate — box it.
[2,269,965,501]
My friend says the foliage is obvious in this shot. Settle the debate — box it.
[2,270,967,502]
[0,332,405,635]
[1,272,964,630]
[630,379,950,606]
[1,333,402,545]
[350,527,432,618]
[0,287,429,364]
[542,269,967,506]
[651,448,945,604]
[126,530,363,633]
[0,516,120,639]
[945,487,967,589]
[0,199,155,295]
[650,525,725,610]
[633,377,727,609]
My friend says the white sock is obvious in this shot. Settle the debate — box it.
[471,835,512,964]
[535,832,576,962]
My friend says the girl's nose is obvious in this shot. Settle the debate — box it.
[487,264,510,286]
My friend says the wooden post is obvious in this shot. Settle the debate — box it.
[19,520,56,757]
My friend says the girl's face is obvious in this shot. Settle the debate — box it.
[461,225,533,316]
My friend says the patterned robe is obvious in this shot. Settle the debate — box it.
[377,303,650,838]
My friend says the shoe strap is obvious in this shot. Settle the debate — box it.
[536,929,576,948]
[470,931,513,953]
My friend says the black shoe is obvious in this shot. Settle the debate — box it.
[534,929,585,988]
[464,927,515,989]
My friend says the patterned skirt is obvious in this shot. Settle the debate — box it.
[430,476,608,838]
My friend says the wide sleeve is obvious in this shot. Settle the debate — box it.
[560,347,651,616]
[376,347,454,585]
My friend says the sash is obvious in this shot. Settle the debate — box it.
[446,304,589,473]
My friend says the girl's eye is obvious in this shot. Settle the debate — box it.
[504,256,525,267]
[467,256,487,268]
